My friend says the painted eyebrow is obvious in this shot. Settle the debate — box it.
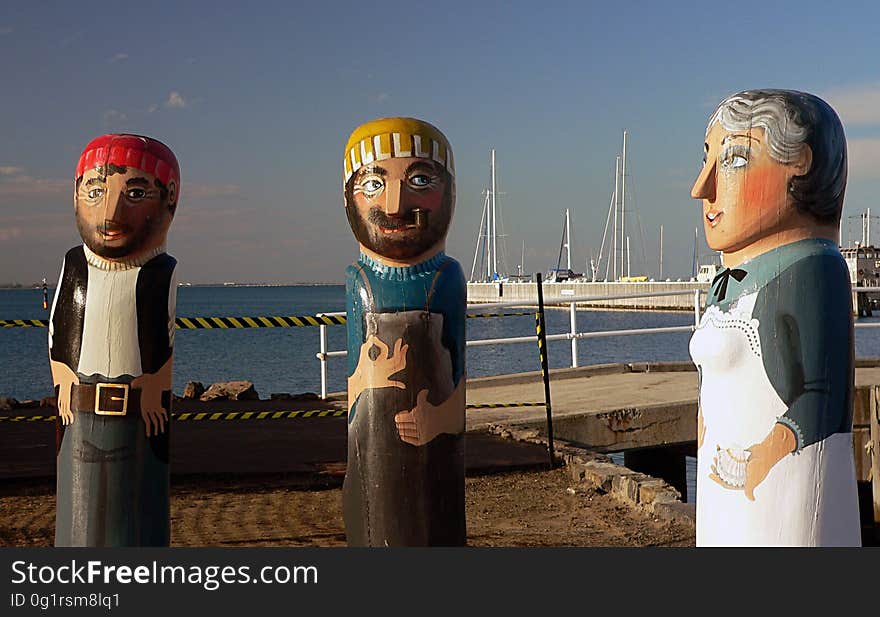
[126,177,150,187]
[357,166,387,178]
[722,133,761,145]
[84,177,105,187]
[404,160,440,175]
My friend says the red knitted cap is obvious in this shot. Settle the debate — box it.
[76,134,180,189]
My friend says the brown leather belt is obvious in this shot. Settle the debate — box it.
[71,383,142,416]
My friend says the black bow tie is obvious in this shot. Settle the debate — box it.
[711,268,747,302]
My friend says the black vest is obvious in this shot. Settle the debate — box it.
[50,246,177,378]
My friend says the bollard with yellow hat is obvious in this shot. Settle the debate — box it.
[342,117,466,546]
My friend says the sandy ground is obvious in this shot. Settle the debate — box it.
[0,467,695,548]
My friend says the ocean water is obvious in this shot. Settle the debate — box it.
[2,284,880,400]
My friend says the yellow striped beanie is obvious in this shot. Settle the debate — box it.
[343,117,454,184]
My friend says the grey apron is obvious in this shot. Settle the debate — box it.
[343,268,465,546]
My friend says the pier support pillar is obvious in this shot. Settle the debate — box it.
[624,445,690,502]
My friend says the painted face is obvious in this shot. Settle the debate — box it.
[691,123,807,256]
[75,165,175,259]
[345,156,453,261]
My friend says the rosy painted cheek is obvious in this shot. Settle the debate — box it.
[739,167,787,210]
[413,190,445,211]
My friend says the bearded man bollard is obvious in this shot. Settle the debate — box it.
[51,134,179,546]
[690,90,861,546]
[342,118,466,546]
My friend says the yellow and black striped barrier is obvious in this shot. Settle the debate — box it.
[0,402,543,424]
[0,410,347,423]
[2,312,529,329]
[0,319,49,328]
[175,314,346,329]
[466,311,531,319]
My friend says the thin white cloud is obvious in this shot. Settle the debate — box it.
[147,103,159,113]
[0,213,75,242]
[0,227,22,241]
[847,138,880,180]
[823,82,880,127]
[372,92,390,103]
[184,184,241,199]
[60,31,82,48]
[103,109,128,125]
[0,168,68,198]
[110,52,129,63]
[166,91,187,108]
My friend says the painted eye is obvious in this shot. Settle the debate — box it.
[87,187,105,200]
[361,178,384,193]
[409,174,431,188]
[126,188,147,200]
[722,155,748,169]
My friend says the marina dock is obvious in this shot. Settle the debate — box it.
[467,281,708,310]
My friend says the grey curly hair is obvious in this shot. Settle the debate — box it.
[707,89,847,224]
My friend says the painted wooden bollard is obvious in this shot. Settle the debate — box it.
[341,118,466,546]
[690,90,861,546]
[51,134,179,546]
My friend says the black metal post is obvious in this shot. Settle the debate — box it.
[534,272,556,468]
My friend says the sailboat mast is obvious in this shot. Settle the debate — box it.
[620,130,627,281]
[470,191,489,282]
[565,209,572,270]
[485,189,492,280]
[659,225,664,280]
[613,156,619,281]
[491,148,498,278]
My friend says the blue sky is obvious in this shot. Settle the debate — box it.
[2,0,880,284]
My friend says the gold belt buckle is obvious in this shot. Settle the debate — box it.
[95,383,129,416]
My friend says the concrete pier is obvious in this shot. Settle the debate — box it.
[467,281,708,310]
[465,361,880,536]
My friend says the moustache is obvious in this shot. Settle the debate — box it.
[367,208,429,230]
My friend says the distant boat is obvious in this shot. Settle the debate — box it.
[469,149,509,283]
[695,264,718,284]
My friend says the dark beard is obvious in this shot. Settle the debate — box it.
[76,215,157,259]
[346,204,452,261]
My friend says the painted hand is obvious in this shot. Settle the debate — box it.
[50,360,79,426]
[709,423,796,501]
[394,382,465,446]
[742,424,796,501]
[139,387,168,437]
[57,381,74,426]
[348,336,408,398]
[395,389,436,446]
[697,405,706,450]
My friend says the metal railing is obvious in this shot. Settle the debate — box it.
[315,285,880,399]
[314,288,705,399]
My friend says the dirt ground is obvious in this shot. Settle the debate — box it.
[0,466,695,547]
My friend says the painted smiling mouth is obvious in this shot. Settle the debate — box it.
[98,226,130,239]
[706,211,723,227]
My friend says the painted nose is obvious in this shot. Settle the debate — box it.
[691,160,716,202]
[384,179,404,216]
[104,189,126,222]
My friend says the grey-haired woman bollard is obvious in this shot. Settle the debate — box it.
[690,90,861,546]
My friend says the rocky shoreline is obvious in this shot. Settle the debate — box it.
[0,379,322,412]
